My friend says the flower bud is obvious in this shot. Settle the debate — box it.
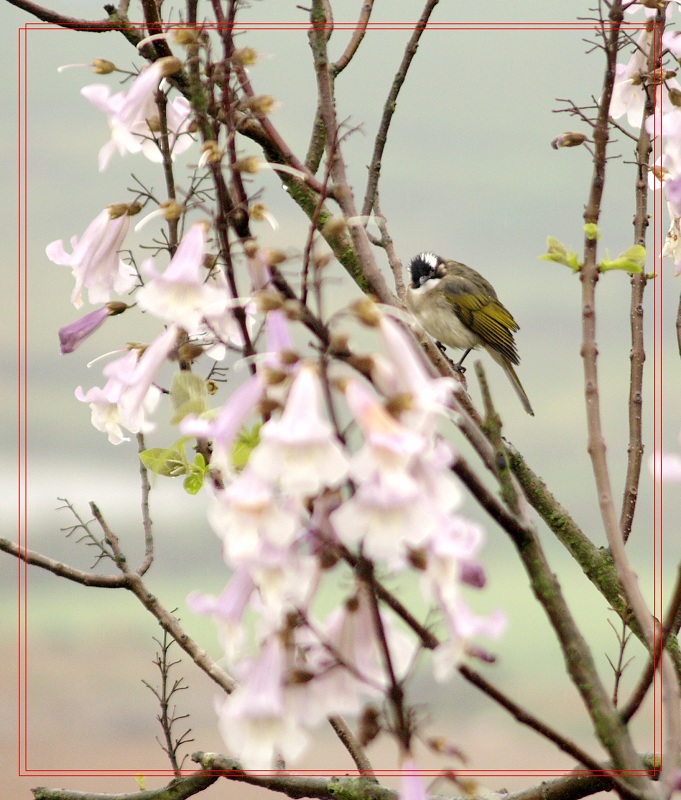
[669,88,681,108]
[160,200,184,220]
[263,366,290,386]
[321,214,347,238]
[105,301,129,316]
[178,342,205,362]
[173,28,201,46]
[200,140,222,165]
[385,392,414,418]
[242,95,276,115]
[264,248,288,265]
[358,706,381,748]
[146,114,162,132]
[232,47,259,67]
[351,297,381,327]
[233,156,262,174]
[157,56,183,77]
[203,253,218,270]
[107,201,142,220]
[551,131,588,149]
[92,58,116,74]
[257,292,284,312]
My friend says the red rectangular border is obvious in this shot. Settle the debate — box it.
[15,17,662,780]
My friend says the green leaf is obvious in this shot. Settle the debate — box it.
[169,372,209,424]
[539,236,581,271]
[139,445,188,477]
[583,223,600,241]
[599,244,646,274]
[231,422,262,471]
[183,472,205,494]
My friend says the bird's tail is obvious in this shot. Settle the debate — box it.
[488,350,534,416]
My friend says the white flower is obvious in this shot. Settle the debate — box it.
[81,57,194,171]
[249,366,350,496]
[208,469,301,563]
[217,638,309,770]
[46,207,135,309]
[137,222,228,330]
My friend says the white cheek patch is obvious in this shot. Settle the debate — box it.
[415,277,440,292]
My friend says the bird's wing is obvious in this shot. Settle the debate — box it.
[443,275,521,365]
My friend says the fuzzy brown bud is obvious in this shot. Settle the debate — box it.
[551,131,588,150]
[407,547,428,571]
[173,28,201,46]
[105,301,129,316]
[358,706,382,748]
[178,343,205,362]
[243,239,259,258]
[242,95,276,115]
[157,56,183,78]
[669,87,681,108]
[262,367,289,386]
[256,292,284,313]
[201,140,221,165]
[385,392,414,418]
[259,397,282,417]
[232,47,259,66]
[351,297,381,327]
[233,156,262,174]
[321,214,347,238]
[264,248,288,265]
[92,58,116,74]
[160,200,184,221]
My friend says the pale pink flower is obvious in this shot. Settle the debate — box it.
[180,373,264,473]
[76,325,177,443]
[249,366,349,496]
[609,30,652,128]
[432,593,506,681]
[46,207,135,309]
[208,468,301,563]
[217,638,308,769]
[75,349,152,444]
[137,222,228,331]
[197,268,256,359]
[399,761,428,800]
[330,473,430,565]
[81,57,193,171]
[187,568,256,658]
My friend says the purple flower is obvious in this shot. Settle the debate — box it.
[59,306,109,354]
[58,301,127,354]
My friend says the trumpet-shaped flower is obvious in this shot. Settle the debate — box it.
[249,366,350,496]
[81,57,193,171]
[216,637,308,769]
[208,468,301,563]
[76,325,177,443]
[46,207,136,309]
[609,30,652,128]
[137,223,228,331]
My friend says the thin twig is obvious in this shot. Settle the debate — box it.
[361,0,440,219]
[331,1,374,75]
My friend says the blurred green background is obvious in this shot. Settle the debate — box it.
[1,1,678,798]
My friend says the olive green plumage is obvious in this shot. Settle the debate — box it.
[406,252,534,416]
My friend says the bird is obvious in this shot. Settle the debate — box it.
[405,252,534,416]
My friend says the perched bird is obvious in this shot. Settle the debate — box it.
[406,252,534,416]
